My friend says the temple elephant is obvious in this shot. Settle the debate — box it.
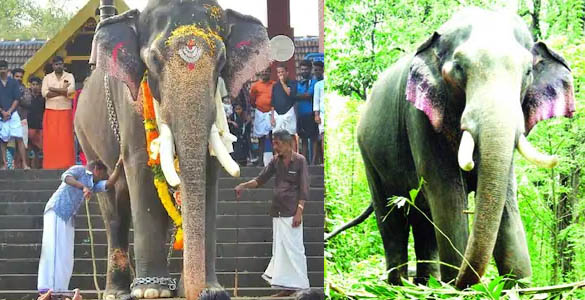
[74,1,270,299]
[327,8,575,289]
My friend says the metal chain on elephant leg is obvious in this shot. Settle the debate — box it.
[104,74,121,144]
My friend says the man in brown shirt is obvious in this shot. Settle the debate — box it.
[235,130,310,296]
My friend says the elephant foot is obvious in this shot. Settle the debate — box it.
[131,285,173,299]
[130,277,176,299]
[199,287,231,300]
[105,248,132,299]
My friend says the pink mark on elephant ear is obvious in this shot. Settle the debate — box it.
[523,41,575,133]
[236,40,251,49]
[110,42,125,76]
[524,80,575,132]
[112,42,125,64]
[406,64,445,131]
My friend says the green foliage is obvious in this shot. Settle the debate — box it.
[325,0,585,298]
[0,0,72,40]
[515,34,585,285]
[325,0,513,100]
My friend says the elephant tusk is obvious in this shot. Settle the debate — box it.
[159,123,182,187]
[209,124,240,177]
[458,131,475,171]
[517,135,558,168]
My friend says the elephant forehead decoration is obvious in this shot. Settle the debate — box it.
[166,25,222,70]
[179,40,203,70]
[166,25,221,51]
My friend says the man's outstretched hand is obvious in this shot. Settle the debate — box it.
[235,184,245,200]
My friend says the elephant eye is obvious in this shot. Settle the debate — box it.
[525,68,532,77]
[453,62,464,74]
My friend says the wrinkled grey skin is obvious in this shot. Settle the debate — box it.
[75,1,270,299]
[356,8,574,289]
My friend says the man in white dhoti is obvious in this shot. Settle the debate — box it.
[235,130,310,297]
[250,68,275,166]
[0,60,29,169]
[270,65,298,152]
[38,158,123,293]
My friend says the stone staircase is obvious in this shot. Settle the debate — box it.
[0,166,324,299]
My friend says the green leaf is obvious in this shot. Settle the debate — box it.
[428,275,442,289]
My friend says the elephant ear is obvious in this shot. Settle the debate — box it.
[405,32,448,132]
[523,42,575,133]
[90,9,145,101]
[221,9,272,98]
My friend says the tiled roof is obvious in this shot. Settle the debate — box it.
[294,36,321,79]
[0,37,319,74]
[0,40,47,70]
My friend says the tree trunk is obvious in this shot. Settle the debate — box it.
[531,0,541,39]
[557,168,578,279]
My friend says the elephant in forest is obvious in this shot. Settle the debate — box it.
[74,1,270,299]
[326,8,575,289]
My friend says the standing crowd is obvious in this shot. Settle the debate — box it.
[0,56,79,170]
[228,59,325,167]
[2,57,325,170]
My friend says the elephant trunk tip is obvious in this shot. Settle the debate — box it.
[455,258,484,289]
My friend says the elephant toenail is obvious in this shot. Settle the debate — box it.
[144,288,159,299]
[159,289,172,298]
[131,288,144,299]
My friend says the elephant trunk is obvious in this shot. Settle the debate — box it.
[456,90,519,289]
[166,84,215,299]
[176,126,210,300]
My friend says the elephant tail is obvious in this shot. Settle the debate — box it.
[325,202,374,241]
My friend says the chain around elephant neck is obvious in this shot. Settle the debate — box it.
[104,74,121,143]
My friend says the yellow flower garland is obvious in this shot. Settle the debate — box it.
[165,24,222,53]
[142,79,184,250]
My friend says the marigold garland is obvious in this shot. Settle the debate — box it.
[165,24,221,53]
[142,79,183,250]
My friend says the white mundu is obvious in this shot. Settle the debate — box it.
[262,217,310,290]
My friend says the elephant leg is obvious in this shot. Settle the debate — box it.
[410,196,440,285]
[125,149,172,299]
[363,157,409,284]
[493,173,531,285]
[76,131,132,298]
[406,114,469,284]
[377,199,409,285]
[97,177,133,300]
